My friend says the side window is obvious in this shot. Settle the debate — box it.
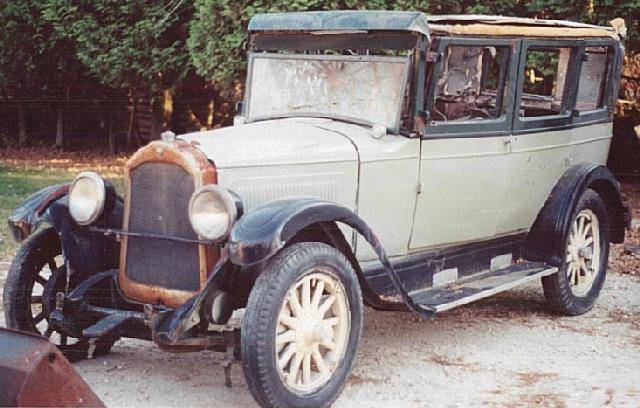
[429,45,510,122]
[575,46,610,111]
[520,47,571,117]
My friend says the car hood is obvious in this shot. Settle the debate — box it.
[179,118,362,169]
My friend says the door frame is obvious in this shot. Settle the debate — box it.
[422,36,520,139]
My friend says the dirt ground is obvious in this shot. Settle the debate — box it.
[1,253,639,407]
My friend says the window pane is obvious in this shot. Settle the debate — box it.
[520,48,571,117]
[248,54,409,129]
[576,46,609,111]
[430,45,510,122]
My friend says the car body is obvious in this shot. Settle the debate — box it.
[4,11,631,408]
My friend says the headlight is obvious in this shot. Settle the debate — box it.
[68,172,106,225]
[188,185,238,241]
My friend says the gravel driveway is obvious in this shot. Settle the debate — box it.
[1,258,639,407]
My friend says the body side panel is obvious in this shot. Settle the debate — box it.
[502,122,612,233]
[317,121,421,261]
[216,162,358,215]
[410,135,511,249]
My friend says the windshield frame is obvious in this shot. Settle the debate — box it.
[243,52,412,134]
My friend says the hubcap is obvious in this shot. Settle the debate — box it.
[275,269,350,394]
[566,209,601,296]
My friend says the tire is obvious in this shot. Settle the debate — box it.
[3,227,114,361]
[542,189,610,316]
[241,242,363,408]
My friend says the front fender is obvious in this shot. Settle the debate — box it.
[228,198,433,318]
[8,183,124,286]
[8,183,70,241]
[228,198,377,267]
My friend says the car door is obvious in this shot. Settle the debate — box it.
[499,39,618,234]
[409,37,519,250]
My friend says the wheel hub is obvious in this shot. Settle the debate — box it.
[295,318,331,347]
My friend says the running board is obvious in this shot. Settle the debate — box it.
[410,262,558,314]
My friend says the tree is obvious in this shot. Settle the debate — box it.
[44,0,195,142]
[0,0,95,148]
[0,1,35,145]
[467,0,640,52]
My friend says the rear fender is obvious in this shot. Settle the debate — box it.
[525,164,630,266]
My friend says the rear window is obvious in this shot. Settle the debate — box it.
[575,46,610,111]
[520,47,571,117]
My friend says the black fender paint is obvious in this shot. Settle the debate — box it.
[525,163,630,266]
[7,183,71,241]
[8,184,123,287]
[228,198,432,317]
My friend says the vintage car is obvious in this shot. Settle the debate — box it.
[3,11,631,408]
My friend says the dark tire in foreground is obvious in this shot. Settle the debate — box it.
[241,242,363,408]
[3,227,114,361]
[542,189,610,316]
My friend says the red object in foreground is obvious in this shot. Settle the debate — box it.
[0,328,104,407]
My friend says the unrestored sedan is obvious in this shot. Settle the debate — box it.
[4,11,630,408]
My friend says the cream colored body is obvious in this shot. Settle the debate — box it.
[181,118,612,262]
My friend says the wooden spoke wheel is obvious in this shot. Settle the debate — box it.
[542,189,610,316]
[275,270,351,394]
[241,242,363,408]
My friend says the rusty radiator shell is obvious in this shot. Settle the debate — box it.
[118,140,219,308]
[0,328,104,407]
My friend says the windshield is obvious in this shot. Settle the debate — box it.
[245,53,410,131]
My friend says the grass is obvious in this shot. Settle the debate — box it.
[0,166,123,261]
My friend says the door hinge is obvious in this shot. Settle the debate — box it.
[417,182,425,194]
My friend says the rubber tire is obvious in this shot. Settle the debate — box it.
[542,189,610,316]
[241,242,363,408]
[3,227,114,361]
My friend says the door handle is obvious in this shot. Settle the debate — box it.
[503,138,512,153]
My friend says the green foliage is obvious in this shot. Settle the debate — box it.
[0,0,85,95]
[1,0,639,139]
[523,0,640,52]
[0,1,37,89]
[43,0,194,91]
[523,50,560,96]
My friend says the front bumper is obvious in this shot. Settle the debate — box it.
[49,252,240,353]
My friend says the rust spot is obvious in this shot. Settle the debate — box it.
[517,371,558,387]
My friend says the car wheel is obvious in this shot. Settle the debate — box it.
[3,227,115,361]
[241,242,363,408]
[542,189,610,315]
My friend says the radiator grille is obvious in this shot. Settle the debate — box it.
[125,162,200,291]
